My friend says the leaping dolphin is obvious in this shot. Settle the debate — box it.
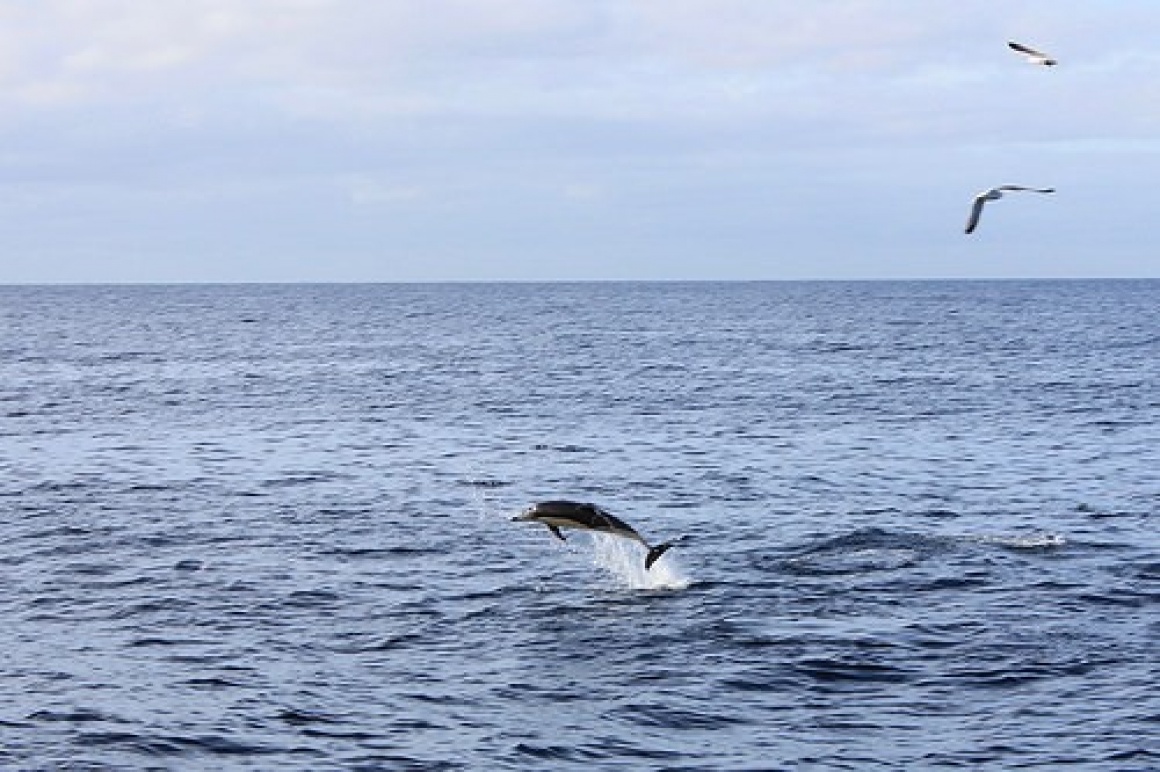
[512,500,677,570]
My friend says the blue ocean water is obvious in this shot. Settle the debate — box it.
[1,280,1157,770]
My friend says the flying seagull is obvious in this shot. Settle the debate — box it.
[965,186,1055,234]
[1008,41,1057,66]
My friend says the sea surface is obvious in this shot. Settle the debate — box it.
[1,280,1157,770]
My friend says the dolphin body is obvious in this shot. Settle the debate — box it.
[512,500,676,570]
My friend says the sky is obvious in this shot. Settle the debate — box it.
[1,1,1158,283]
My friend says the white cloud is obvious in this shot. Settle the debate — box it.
[1,1,1158,280]
[0,1,1155,134]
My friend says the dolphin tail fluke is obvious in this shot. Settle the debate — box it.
[645,541,676,570]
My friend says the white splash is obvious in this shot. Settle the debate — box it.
[976,532,1067,550]
[589,534,691,591]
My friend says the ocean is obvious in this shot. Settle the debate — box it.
[1,280,1157,770]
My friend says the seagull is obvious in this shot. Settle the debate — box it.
[964,186,1055,234]
[1008,41,1057,66]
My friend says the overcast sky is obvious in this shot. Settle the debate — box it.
[1,1,1158,282]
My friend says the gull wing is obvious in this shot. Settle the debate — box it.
[964,195,988,234]
[1008,41,1056,65]
[1008,41,1047,58]
[997,185,1055,194]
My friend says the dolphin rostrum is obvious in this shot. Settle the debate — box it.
[512,500,677,570]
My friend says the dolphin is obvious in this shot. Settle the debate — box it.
[512,500,677,570]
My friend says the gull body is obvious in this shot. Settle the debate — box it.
[965,185,1055,234]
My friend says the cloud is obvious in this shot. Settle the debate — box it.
[1,1,1158,281]
[0,3,234,104]
[1,1,1156,135]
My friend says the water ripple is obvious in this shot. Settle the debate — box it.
[2,281,1157,770]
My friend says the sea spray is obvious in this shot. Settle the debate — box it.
[590,533,690,590]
